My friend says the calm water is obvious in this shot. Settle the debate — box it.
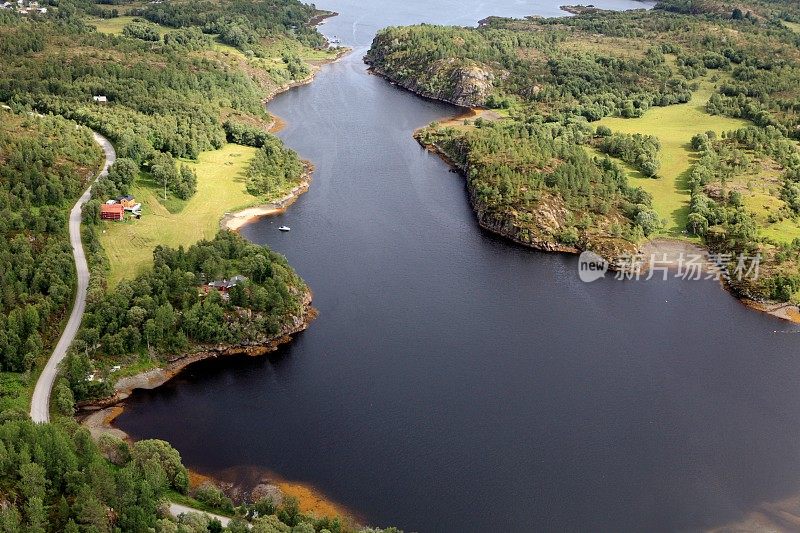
[116,1,800,531]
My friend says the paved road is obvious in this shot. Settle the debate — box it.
[30,131,116,423]
[168,503,240,528]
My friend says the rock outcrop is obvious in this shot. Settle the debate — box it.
[366,53,497,108]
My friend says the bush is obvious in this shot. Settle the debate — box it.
[595,125,612,137]
[599,133,661,177]
[194,483,234,513]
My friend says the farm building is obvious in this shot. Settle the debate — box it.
[100,203,124,221]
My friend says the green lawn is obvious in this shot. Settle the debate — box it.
[595,80,747,236]
[99,144,260,286]
[88,16,172,36]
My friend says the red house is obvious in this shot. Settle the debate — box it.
[100,203,124,221]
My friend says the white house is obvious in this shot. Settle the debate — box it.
[92,95,108,104]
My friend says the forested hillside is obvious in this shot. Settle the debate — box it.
[0,113,102,410]
[0,418,189,531]
[369,0,800,301]
[0,417,402,532]
[0,0,331,161]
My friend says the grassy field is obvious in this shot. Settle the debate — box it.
[595,80,747,237]
[785,21,800,34]
[87,16,173,36]
[99,144,259,286]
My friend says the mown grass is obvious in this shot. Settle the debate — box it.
[99,143,259,286]
[784,21,800,34]
[595,79,747,237]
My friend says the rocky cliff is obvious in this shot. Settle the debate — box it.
[365,44,497,107]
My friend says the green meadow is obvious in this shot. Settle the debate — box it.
[595,80,747,237]
[99,144,260,286]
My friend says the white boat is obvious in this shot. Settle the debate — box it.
[278,226,291,232]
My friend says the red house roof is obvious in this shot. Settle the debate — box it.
[101,204,124,215]
[100,203,124,220]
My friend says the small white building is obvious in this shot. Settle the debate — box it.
[92,95,108,104]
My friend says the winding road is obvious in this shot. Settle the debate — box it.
[30,131,116,423]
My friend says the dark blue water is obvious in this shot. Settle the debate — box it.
[116,1,800,531]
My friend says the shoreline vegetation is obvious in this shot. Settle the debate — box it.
[77,25,361,533]
[78,288,315,414]
[366,1,800,323]
[81,20,350,414]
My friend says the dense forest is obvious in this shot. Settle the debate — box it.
[370,0,800,300]
[245,135,306,198]
[0,0,329,162]
[0,418,188,531]
[139,0,326,50]
[0,113,101,382]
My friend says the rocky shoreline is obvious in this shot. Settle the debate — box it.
[366,63,491,108]
[418,138,582,255]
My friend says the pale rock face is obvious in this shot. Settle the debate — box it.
[367,50,497,108]
[446,63,495,107]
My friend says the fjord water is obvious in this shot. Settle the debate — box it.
[116,1,800,531]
